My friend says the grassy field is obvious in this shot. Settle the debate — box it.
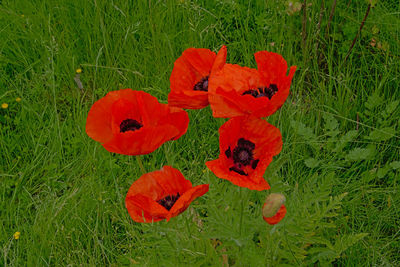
[1,0,399,266]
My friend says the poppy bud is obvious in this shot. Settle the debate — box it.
[262,193,285,217]
[262,193,287,225]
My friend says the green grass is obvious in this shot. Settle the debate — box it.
[1,0,399,266]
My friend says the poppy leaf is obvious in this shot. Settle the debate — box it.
[365,127,395,142]
[304,158,320,169]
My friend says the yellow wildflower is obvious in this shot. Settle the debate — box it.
[14,232,20,240]
[16,97,22,102]
[1,103,8,109]
[76,68,82,74]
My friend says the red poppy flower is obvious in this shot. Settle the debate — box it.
[168,46,227,109]
[208,50,296,118]
[262,193,287,225]
[86,89,189,155]
[125,166,209,223]
[205,116,282,191]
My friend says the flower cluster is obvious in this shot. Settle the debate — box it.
[86,45,296,225]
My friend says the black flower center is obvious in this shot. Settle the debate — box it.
[225,138,259,176]
[120,119,143,133]
[233,147,253,166]
[242,84,278,99]
[193,76,209,92]
[157,193,181,211]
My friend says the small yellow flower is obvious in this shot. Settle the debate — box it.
[16,97,22,102]
[1,103,8,109]
[21,14,25,18]
[14,232,20,240]
[76,68,82,74]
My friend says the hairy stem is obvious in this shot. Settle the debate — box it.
[325,0,337,40]
[315,0,325,54]
[344,4,371,62]
[302,0,307,53]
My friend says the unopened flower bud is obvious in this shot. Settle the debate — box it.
[262,193,286,218]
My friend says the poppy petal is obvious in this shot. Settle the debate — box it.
[211,87,253,117]
[181,48,216,77]
[162,106,189,140]
[206,159,270,191]
[86,89,139,143]
[206,116,281,191]
[208,50,296,118]
[86,89,188,155]
[211,45,227,73]
[219,116,282,158]
[208,64,260,118]
[168,91,209,109]
[102,125,179,155]
[167,184,209,220]
[126,166,192,200]
[151,166,193,196]
[126,194,169,223]
[255,51,288,82]
[135,91,163,126]
[168,47,229,110]
[125,166,209,223]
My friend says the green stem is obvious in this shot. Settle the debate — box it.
[239,188,244,236]
[136,156,146,174]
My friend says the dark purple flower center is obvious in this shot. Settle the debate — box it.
[193,76,209,92]
[225,138,259,176]
[157,193,181,211]
[242,84,278,99]
[120,119,143,133]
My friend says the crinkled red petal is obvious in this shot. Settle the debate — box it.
[208,51,296,118]
[206,159,270,191]
[125,166,209,223]
[167,184,209,220]
[102,125,179,155]
[86,89,141,143]
[206,116,282,190]
[168,48,216,109]
[86,89,189,155]
[125,194,169,223]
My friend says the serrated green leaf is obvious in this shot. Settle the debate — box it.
[290,120,316,140]
[390,161,400,170]
[310,248,337,263]
[361,169,377,183]
[304,158,320,168]
[346,147,375,161]
[334,233,368,253]
[334,130,358,152]
[384,100,399,115]
[365,92,383,110]
[377,164,391,178]
[323,113,339,131]
[365,127,395,141]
